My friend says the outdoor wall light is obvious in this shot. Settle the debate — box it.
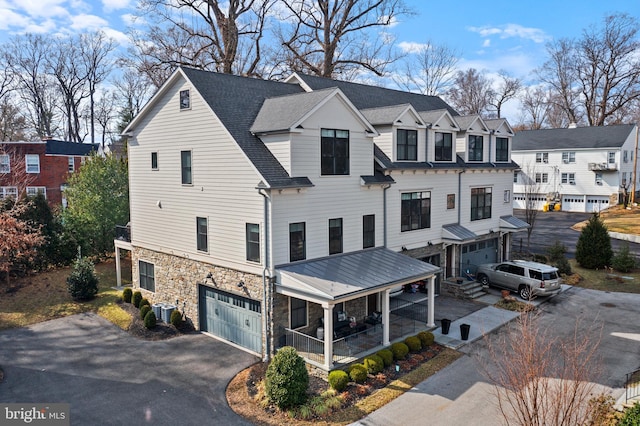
[237,280,245,288]
[204,272,216,285]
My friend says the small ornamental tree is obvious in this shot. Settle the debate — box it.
[576,214,612,269]
[66,257,99,300]
[265,346,309,409]
[612,242,637,273]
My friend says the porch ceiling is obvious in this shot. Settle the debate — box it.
[499,215,530,231]
[275,247,440,301]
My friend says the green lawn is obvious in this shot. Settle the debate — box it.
[567,259,640,294]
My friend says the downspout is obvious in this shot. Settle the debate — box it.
[457,169,465,224]
[259,188,272,362]
[382,183,391,247]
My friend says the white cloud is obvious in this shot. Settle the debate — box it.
[102,0,130,13]
[70,13,109,31]
[482,39,491,48]
[397,41,429,54]
[10,0,70,19]
[468,23,550,44]
[0,8,31,30]
[102,27,129,46]
[121,12,144,27]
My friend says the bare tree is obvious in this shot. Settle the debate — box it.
[81,31,116,145]
[578,13,640,126]
[93,91,118,149]
[518,163,543,250]
[131,0,273,85]
[394,40,460,96]
[481,313,606,426]
[519,86,550,130]
[0,99,28,141]
[113,69,153,132]
[489,70,521,118]
[276,0,412,78]
[446,68,493,115]
[538,38,582,126]
[5,34,59,138]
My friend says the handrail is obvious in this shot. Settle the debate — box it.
[626,368,640,403]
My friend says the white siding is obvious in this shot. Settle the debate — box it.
[459,170,514,234]
[128,76,265,273]
[261,134,291,174]
[373,125,393,160]
[270,95,381,265]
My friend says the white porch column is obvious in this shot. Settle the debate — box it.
[427,276,435,327]
[115,246,122,287]
[382,288,390,346]
[323,304,333,370]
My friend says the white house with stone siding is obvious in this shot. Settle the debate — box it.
[115,67,527,371]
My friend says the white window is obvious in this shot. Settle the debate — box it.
[68,157,75,172]
[624,151,629,163]
[504,189,511,203]
[513,171,518,183]
[608,152,616,164]
[595,172,603,185]
[180,89,190,110]
[561,173,576,184]
[0,186,17,199]
[0,155,9,173]
[622,172,627,186]
[536,152,548,163]
[535,173,548,183]
[562,151,575,163]
[25,154,40,173]
[26,187,46,198]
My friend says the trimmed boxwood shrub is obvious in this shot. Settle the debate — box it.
[348,364,368,383]
[376,349,393,367]
[170,309,183,328]
[265,346,309,409]
[417,331,435,347]
[404,336,422,352]
[132,291,142,308]
[140,305,151,320]
[364,354,384,374]
[619,401,640,426]
[143,310,156,329]
[122,288,132,303]
[328,370,349,392]
[390,342,409,360]
[139,298,150,309]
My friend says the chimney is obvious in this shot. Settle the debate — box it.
[568,122,577,129]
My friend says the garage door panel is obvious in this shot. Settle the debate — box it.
[199,286,262,353]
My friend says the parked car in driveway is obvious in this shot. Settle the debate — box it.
[476,260,561,300]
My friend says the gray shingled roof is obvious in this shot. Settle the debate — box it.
[295,74,459,115]
[455,115,484,132]
[45,140,97,156]
[360,104,413,125]
[442,224,477,242]
[485,118,511,133]
[500,215,529,230]
[419,109,457,127]
[276,247,440,300]
[250,88,337,134]
[512,124,635,151]
[181,67,313,189]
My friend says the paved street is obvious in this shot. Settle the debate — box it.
[0,313,258,425]
[512,209,640,258]
[354,287,640,426]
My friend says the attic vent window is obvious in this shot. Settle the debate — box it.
[180,89,190,110]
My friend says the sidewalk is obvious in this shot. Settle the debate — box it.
[432,285,572,350]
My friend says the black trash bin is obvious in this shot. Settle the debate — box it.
[441,318,451,335]
[460,323,470,341]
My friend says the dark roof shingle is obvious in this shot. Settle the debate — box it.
[513,124,636,151]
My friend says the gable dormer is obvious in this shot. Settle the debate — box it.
[485,118,515,163]
[420,109,460,163]
[455,115,490,163]
[360,104,426,162]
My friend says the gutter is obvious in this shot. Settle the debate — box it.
[258,188,272,362]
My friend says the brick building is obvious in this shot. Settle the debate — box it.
[0,139,97,206]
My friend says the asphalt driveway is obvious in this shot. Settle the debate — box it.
[354,287,640,426]
[0,313,258,425]
[512,210,640,257]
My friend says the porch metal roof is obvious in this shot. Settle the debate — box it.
[442,224,478,242]
[276,247,440,301]
[499,215,530,230]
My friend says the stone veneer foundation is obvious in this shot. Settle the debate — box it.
[132,247,264,333]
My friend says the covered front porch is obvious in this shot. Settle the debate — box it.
[275,247,440,371]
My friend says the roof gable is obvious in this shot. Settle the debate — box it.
[485,118,514,136]
[360,104,424,127]
[419,109,460,131]
[455,115,489,133]
[512,124,636,151]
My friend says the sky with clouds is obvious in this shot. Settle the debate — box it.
[0,0,639,122]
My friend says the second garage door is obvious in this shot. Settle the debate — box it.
[199,286,262,354]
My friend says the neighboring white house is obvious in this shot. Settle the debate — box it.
[116,67,527,371]
[512,124,639,213]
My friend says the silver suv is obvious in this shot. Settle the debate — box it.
[476,260,561,300]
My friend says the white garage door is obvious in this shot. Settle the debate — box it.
[561,196,585,212]
[199,285,262,354]
[586,197,610,213]
[513,194,546,211]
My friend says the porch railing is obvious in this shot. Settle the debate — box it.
[115,225,131,242]
[283,328,324,364]
[626,368,640,403]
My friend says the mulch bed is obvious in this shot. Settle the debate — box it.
[118,300,194,340]
[228,343,445,425]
